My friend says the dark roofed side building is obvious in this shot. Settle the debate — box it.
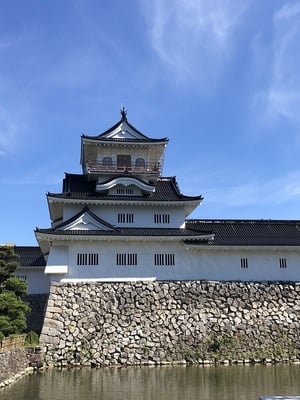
[13,246,50,294]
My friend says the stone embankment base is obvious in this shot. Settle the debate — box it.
[0,348,44,388]
[40,281,300,367]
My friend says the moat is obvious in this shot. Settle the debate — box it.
[1,364,300,400]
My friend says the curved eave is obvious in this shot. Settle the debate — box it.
[83,117,152,139]
[96,176,155,193]
[47,194,203,206]
[81,135,169,145]
[35,231,213,243]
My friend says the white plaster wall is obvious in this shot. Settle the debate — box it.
[185,248,300,281]
[62,204,186,228]
[15,267,50,294]
[49,240,300,282]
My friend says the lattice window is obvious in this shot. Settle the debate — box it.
[279,258,287,268]
[154,253,175,266]
[154,214,170,224]
[118,213,134,223]
[116,253,137,266]
[117,188,134,195]
[240,258,248,269]
[77,253,99,266]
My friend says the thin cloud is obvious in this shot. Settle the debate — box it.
[2,168,62,186]
[265,2,300,124]
[139,0,249,89]
[0,106,19,154]
[185,168,300,211]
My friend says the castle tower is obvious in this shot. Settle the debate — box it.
[35,110,213,282]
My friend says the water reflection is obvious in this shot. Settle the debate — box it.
[1,364,300,400]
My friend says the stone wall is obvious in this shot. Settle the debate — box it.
[0,348,43,388]
[40,281,300,366]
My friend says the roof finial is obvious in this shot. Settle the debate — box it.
[120,106,127,121]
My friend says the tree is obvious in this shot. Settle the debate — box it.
[0,245,30,339]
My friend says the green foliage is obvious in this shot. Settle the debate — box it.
[0,245,30,338]
[3,277,28,297]
[0,245,19,285]
[25,331,39,346]
[208,336,232,353]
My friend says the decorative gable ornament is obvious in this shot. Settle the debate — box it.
[96,176,155,193]
[57,207,116,232]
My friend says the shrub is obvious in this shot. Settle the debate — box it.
[25,331,39,346]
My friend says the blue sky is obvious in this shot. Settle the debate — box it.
[1,0,300,245]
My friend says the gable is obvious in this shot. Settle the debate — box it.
[56,207,116,232]
[101,120,147,140]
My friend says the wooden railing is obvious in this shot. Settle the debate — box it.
[0,335,26,352]
[85,161,161,175]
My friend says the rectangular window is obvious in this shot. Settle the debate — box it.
[117,154,131,168]
[279,258,287,268]
[154,253,175,266]
[154,214,170,224]
[77,253,99,266]
[116,188,134,195]
[118,213,134,223]
[240,258,248,268]
[116,253,137,266]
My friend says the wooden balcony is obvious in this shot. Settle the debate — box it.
[85,161,161,175]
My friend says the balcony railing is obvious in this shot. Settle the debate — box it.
[85,161,161,175]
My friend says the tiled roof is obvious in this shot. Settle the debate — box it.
[82,136,167,143]
[82,116,168,143]
[186,219,300,246]
[35,227,212,239]
[14,246,46,266]
[51,174,203,202]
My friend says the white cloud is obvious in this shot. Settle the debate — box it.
[186,168,300,213]
[263,2,300,124]
[138,0,249,89]
[0,107,19,155]
[275,2,300,20]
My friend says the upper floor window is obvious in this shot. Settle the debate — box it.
[154,214,170,224]
[102,157,112,167]
[154,253,175,266]
[116,187,134,195]
[279,258,287,268]
[116,253,137,266]
[118,213,134,223]
[135,158,145,168]
[117,154,131,168]
[240,258,248,268]
[77,253,99,266]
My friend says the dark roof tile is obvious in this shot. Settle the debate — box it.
[35,227,211,239]
[51,175,202,202]
[82,116,168,143]
[186,219,300,246]
[14,246,46,267]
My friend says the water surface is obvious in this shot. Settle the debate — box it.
[1,364,300,400]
